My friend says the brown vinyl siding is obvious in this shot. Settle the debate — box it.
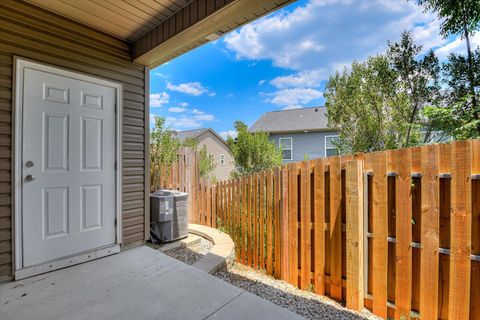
[0,1,148,279]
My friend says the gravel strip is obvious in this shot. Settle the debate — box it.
[214,264,380,320]
[163,238,213,265]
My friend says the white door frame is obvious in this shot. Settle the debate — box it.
[13,58,123,276]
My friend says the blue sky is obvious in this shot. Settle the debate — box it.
[150,0,480,139]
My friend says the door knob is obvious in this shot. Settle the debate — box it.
[25,175,36,182]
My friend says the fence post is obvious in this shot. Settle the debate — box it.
[346,160,364,311]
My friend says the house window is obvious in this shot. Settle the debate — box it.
[220,154,225,165]
[279,138,293,160]
[325,135,340,157]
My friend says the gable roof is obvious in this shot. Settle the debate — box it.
[249,106,332,133]
[174,128,230,149]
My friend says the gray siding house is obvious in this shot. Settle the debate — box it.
[249,107,339,163]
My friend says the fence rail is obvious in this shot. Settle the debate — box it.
[154,140,480,319]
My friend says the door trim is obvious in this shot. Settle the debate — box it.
[13,58,123,276]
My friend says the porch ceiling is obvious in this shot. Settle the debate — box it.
[25,0,296,68]
[25,0,189,41]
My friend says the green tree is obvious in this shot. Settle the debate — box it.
[416,0,480,129]
[227,121,282,176]
[326,33,446,153]
[198,145,216,180]
[423,97,480,140]
[150,116,180,188]
[325,55,410,152]
[387,31,442,145]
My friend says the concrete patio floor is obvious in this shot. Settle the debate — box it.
[0,246,303,320]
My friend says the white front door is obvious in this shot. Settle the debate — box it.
[21,66,117,268]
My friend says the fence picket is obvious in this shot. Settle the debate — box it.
[471,140,480,319]
[448,141,472,319]
[288,163,299,286]
[330,156,343,300]
[390,148,412,320]
[369,151,388,318]
[259,172,266,269]
[301,160,312,290]
[420,144,440,320]
[314,158,326,295]
[266,170,274,275]
[346,160,364,311]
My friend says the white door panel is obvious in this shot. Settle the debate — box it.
[22,68,116,267]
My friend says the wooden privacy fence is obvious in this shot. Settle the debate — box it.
[155,140,480,319]
[150,147,200,217]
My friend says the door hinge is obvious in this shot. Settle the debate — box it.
[114,161,117,170]
[115,104,117,113]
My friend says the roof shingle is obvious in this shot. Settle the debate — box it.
[249,106,330,133]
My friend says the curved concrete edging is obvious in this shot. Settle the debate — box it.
[188,224,235,274]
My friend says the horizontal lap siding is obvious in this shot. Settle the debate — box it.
[0,1,147,278]
[270,131,339,163]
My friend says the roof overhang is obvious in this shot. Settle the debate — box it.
[27,0,296,68]
[133,0,294,68]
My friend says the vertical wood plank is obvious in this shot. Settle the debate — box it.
[237,178,242,261]
[301,160,312,290]
[314,158,326,295]
[248,175,253,267]
[371,151,388,318]
[420,144,440,320]
[448,141,472,319]
[438,143,451,320]
[390,148,413,320]
[212,185,216,228]
[288,163,298,286]
[253,173,259,268]
[207,181,212,227]
[470,140,480,319]
[274,167,282,279]
[266,169,274,275]
[241,177,247,265]
[226,180,231,235]
[330,156,343,300]
[346,160,364,311]
[280,166,290,281]
[259,172,265,270]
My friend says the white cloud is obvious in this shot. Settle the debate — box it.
[224,0,443,75]
[283,105,303,110]
[168,107,187,113]
[434,33,480,60]
[178,102,189,107]
[166,81,215,96]
[150,92,169,107]
[220,130,237,140]
[164,108,216,130]
[270,70,326,88]
[194,114,215,121]
[259,79,266,85]
[268,88,323,106]
[192,109,204,115]
[154,72,169,79]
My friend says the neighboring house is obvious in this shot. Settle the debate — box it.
[174,129,234,182]
[0,1,292,282]
[250,107,339,163]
